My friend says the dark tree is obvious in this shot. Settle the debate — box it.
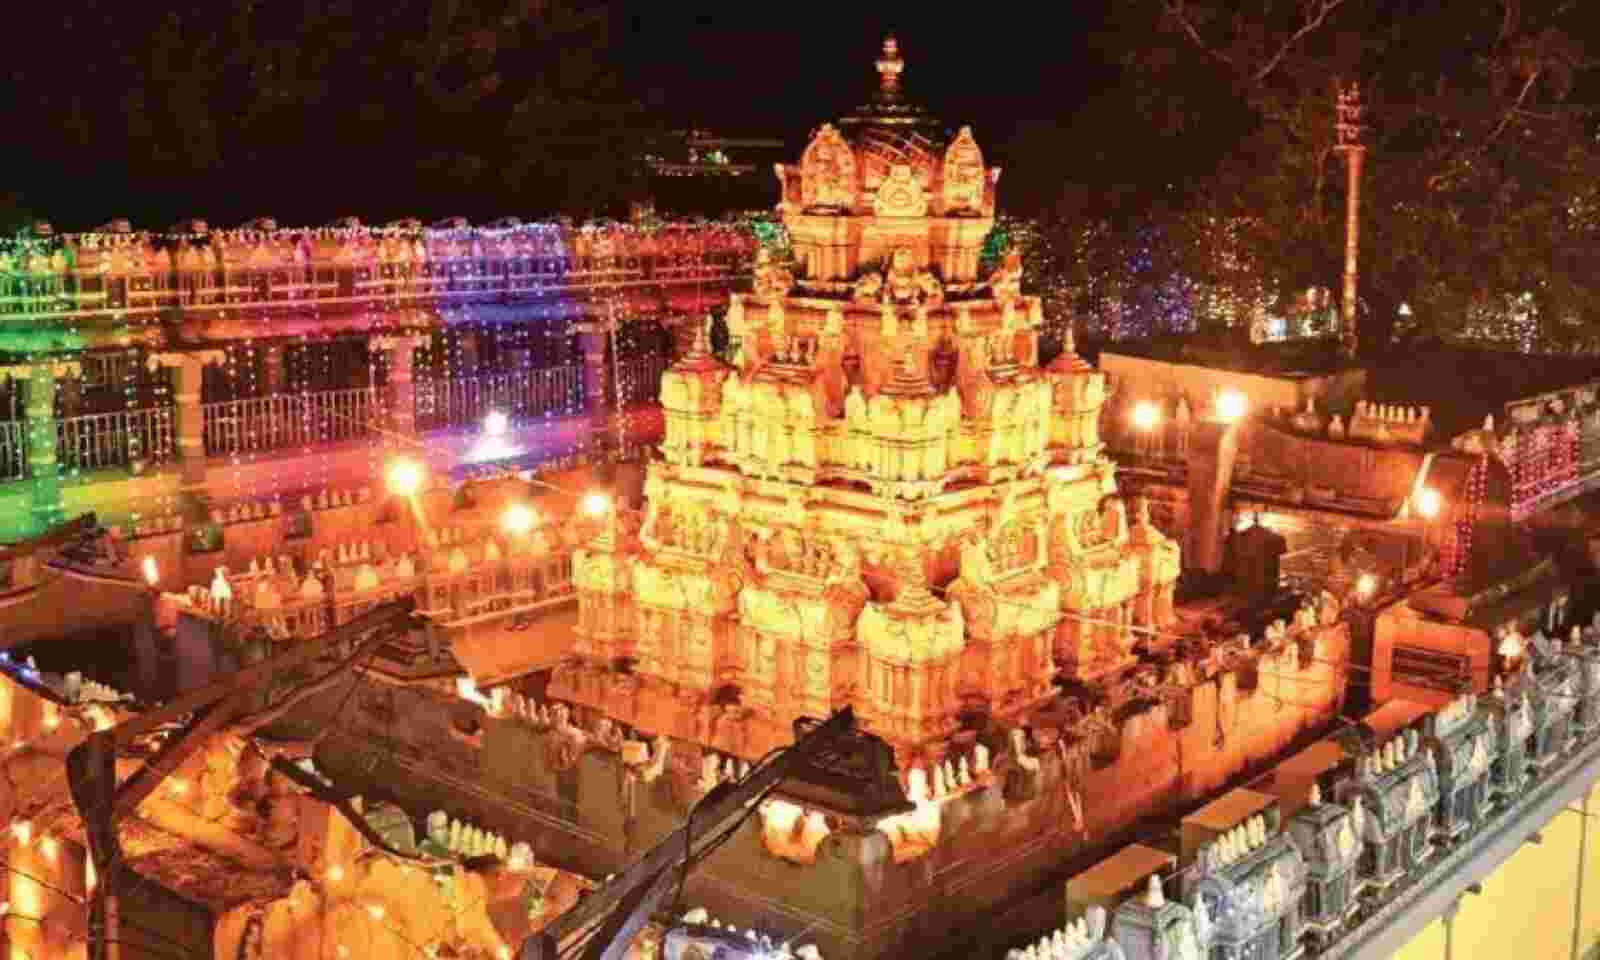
[6,0,655,228]
[1085,0,1600,354]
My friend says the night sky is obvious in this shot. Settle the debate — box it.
[3,1,1119,228]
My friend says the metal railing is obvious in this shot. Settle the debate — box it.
[58,406,176,472]
[613,354,668,407]
[414,365,586,431]
[0,421,26,481]
[203,387,381,456]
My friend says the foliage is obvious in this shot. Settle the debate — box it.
[1089,0,1600,354]
[3,1,650,226]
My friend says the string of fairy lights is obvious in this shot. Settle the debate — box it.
[0,215,778,542]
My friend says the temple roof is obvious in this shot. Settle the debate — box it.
[836,36,949,147]
[829,34,955,193]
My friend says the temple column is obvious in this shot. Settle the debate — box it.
[149,350,225,491]
[1185,419,1240,575]
[372,334,428,439]
[21,361,71,533]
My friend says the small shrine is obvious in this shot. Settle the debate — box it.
[1333,730,1439,890]
[1282,784,1362,941]
[1419,692,1494,839]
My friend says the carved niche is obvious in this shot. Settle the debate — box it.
[874,164,929,218]
[942,126,985,212]
[801,124,856,210]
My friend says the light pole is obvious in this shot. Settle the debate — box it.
[1333,81,1367,361]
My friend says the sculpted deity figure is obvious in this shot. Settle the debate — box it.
[751,247,796,300]
[988,250,1023,302]
[852,270,883,303]
[800,124,856,210]
[874,163,929,218]
[942,126,986,212]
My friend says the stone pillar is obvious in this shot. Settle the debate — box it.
[575,320,614,453]
[22,362,67,533]
[149,350,224,491]
[372,334,427,438]
[1185,420,1239,575]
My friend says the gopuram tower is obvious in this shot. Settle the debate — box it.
[556,35,1181,766]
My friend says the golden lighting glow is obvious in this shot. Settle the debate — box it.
[385,458,425,498]
[1131,401,1161,431]
[501,503,537,536]
[326,864,344,884]
[170,778,189,797]
[366,903,386,920]
[85,856,96,892]
[141,555,160,587]
[1355,573,1378,600]
[1216,389,1248,423]
[38,835,56,862]
[582,491,611,517]
[483,410,509,438]
[1414,487,1443,519]
[10,820,30,845]
[42,711,58,731]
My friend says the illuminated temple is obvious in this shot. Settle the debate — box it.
[448,38,1351,958]
[554,35,1183,757]
[1,33,1600,960]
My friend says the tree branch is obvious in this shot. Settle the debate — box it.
[1162,0,1237,70]
[1162,0,1348,85]
[1486,67,1543,144]
[1251,0,1349,84]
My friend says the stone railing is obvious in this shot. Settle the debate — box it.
[202,387,380,457]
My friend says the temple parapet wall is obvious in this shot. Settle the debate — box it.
[307,617,1347,960]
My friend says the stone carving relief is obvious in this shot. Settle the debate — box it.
[942,126,985,212]
[988,251,1023,302]
[751,248,795,299]
[800,124,856,210]
[853,248,943,306]
[873,164,929,218]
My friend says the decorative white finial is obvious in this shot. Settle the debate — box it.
[876,35,905,92]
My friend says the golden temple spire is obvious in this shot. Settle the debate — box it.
[876,35,905,94]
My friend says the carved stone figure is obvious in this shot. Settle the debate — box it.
[873,164,928,218]
[752,248,796,299]
[988,251,1023,303]
[942,127,986,212]
[800,124,855,210]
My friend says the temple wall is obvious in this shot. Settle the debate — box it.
[304,622,1349,960]
[1098,354,1364,422]
[1391,780,1600,960]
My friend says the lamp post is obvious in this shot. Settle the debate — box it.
[1333,81,1367,361]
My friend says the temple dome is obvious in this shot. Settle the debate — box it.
[836,36,950,184]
